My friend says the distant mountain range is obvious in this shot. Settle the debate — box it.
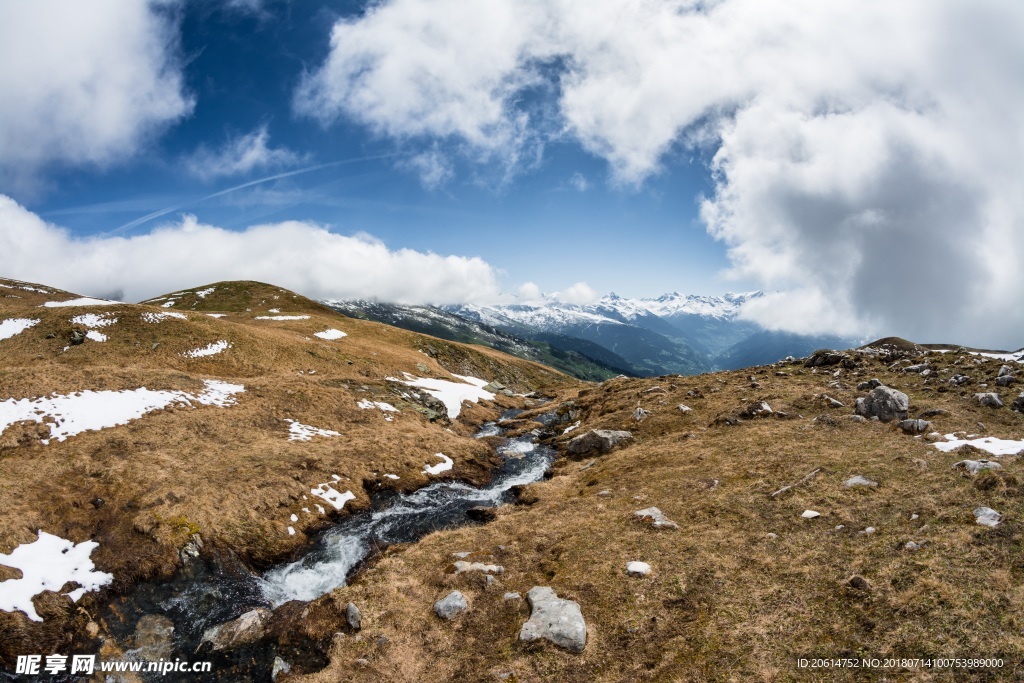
[324,291,856,380]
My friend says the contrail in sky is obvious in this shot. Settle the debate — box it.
[102,154,398,237]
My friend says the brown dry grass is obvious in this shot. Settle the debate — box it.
[0,278,573,665]
[289,351,1024,683]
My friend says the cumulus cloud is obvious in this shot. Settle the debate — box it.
[296,0,1024,348]
[0,1,193,188]
[0,195,502,305]
[557,282,599,306]
[184,125,305,181]
[517,282,542,302]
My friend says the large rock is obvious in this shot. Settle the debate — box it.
[855,386,909,422]
[201,608,271,651]
[519,587,587,653]
[567,429,632,456]
[976,392,1004,408]
[346,602,361,631]
[434,591,468,620]
[1012,392,1024,413]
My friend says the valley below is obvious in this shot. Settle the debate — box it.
[2,277,1023,682]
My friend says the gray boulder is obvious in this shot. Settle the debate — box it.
[1013,392,1024,413]
[843,475,878,488]
[519,587,587,653]
[974,507,1002,528]
[434,591,468,620]
[632,407,651,422]
[998,364,1013,377]
[855,386,909,422]
[567,429,632,456]
[949,374,972,386]
[857,379,883,391]
[201,608,271,651]
[995,375,1017,387]
[740,401,773,418]
[346,602,361,631]
[952,460,1002,475]
[897,419,932,434]
[976,392,1004,408]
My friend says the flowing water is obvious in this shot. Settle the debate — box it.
[77,409,555,682]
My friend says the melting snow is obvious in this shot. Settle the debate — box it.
[0,531,113,622]
[181,340,231,358]
[206,313,227,318]
[934,434,1024,456]
[196,287,216,298]
[314,329,347,340]
[42,298,119,307]
[563,420,581,434]
[255,315,310,321]
[423,452,454,475]
[70,313,117,328]
[357,399,399,413]
[285,419,340,442]
[311,483,356,510]
[0,379,245,443]
[388,373,494,419]
[84,330,107,342]
[384,474,400,480]
[970,350,1024,364]
[141,312,187,323]
[0,318,39,341]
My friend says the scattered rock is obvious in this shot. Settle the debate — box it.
[434,591,469,620]
[69,329,86,345]
[739,401,773,418]
[949,374,972,386]
[483,380,506,392]
[860,527,876,535]
[632,406,651,422]
[855,386,909,422]
[626,561,651,577]
[847,415,867,423]
[766,532,778,539]
[847,575,870,591]
[89,497,105,509]
[844,475,878,488]
[919,408,949,419]
[641,386,667,394]
[1012,392,1024,413]
[566,429,632,456]
[805,350,850,367]
[904,541,922,552]
[677,404,693,414]
[519,587,587,653]
[272,657,291,681]
[503,592,521,601]
[346,603,362,631]
[86,621,100,638]
[813,414,838,426]
[953,460,1002,475]
[897,419,932,434]
[712,414,740,426]
[998,365,1013,377]
[801,510,821,519]
[973,507,1002,528]
[596,489,612,496]
[904,363,930,373]
[975,392,1004,408]
[857,379,883,391]
[821,395,845,408]
[454,561,504,575]
[996,375,1018,387]
[201,608,271,651]
[634,507,678,529]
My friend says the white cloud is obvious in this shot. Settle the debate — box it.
[405,148,454,190]
[558,282,599,306]
[0,195,502,305]
[517,282,542,302]
[296,0,1024,349]
[569,172,588,192]
[0,1,193,188]
[184,125,305,181]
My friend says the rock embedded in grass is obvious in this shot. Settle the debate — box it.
[434,591,468,620]
[634,507,679,529]
[952,460,1002,475]
[801,510,821,519]
[897,419,932,434]
[855,386,909,422]
[566,429,632,456]
[975,392,1004,408]
[973,507,1002,527]
[626,561,652,577]
[519,587,587,653]
[844,475,878,488]
[346,602,361,631]
[454,561,504,575]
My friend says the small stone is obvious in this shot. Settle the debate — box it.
[626,561,651,577]
[632,407,651,422]
[272,657,291,681]
[834,524,845,530]
[952,460,1002,475]
[346,602,361,631]
[801,510,821,519]
[847,575,870,591]
[90,497,105,509]
[434,591,468,620]
[922,432,945,443]
[766,532,778,539]
[634,507,679,529]
[519,587,587,653]
[452,551,472,558]
[86,621,100,638]
[998,364,1013,377]
[897,419,932,434]
[973,507,1002,527]
[454,561,504,575]
[503,592,521,601]
[677,404,693,414]
[596,490,612,496]
[201,608,270,651]
[910,513,919,520]
[740,401,773,418]
[860,527,876,535]
[904,541,922,551]
[857,378,883,391]
[844,475,878,488]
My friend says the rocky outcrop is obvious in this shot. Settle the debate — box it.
[201,608,271,651]
[976,393,1004,408]
[519,587,587,653]
[855,386,909,422]
[566,429,632,456]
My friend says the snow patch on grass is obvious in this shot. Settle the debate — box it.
[934,434,1024,456]
[0,531,113,622]
[285,419,340,442]
[181,340,231,358]
[84,330,107,342]
[71,313,117,328]
[42,297,119,307]
[311,483,356,510]
[314,328,347,340]
[0,380,244,443]
[255,315,310,321]
[387,373,494,419]
[0,318,39,341]
[141,312,187,323]
[196,287,216,298]
[423,452,454,475]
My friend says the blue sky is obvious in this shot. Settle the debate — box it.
[1,0,1022,348]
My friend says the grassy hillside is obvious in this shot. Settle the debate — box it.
[0,277,575,665]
